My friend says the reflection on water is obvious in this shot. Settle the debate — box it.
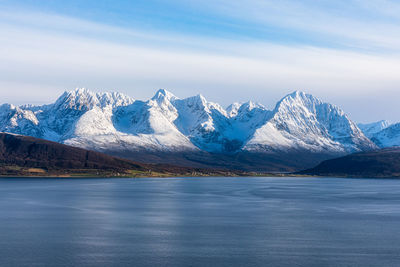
[1,177,400,266]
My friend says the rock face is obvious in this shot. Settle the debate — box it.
[0,88,379,171]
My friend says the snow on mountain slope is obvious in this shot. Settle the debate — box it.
[6,88,137,142]
[244,91,376,153]
[61,89,195,151]
[0,88,378,155]
[172,94,233,152]
[111,97,196,151]
[370,123,400,148]
[54,88,135,110]
[226,101,271,145]
[2,89,121,140]
[44,88,135,139]
[358,120,391,138]
[226,102,242,117]
[149,89,236,152]
[0,104,42,137]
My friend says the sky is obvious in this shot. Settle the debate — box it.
[0,0,400,123]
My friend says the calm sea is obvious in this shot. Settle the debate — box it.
[1,177,400,267]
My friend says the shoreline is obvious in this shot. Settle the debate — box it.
[1,174,399,179]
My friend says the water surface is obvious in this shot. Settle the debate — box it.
[1,177,400,267]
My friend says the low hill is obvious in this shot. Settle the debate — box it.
[298,148,400,178]
[0,133,233,177]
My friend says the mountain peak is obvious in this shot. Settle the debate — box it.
[97,91,135,107]
[195,93,206,102]
[241,101,265,111]
[359,120,392,139]
[152,89,177,102]
[284,90,316,101]
[55,88,134,110]
[371,123,400,148]
[274,90,322,112]
[226,101,266,118]
[55,88,98,111]
[61,88,97,97]
[359,120,390,129]
[378,119,391,126]
[61,88,97,99]
[244,89,376,153]
[226,102,242,117]
[71,87,91,94]
[182,94,209,108]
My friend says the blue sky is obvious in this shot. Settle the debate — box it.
[1,0,400,122]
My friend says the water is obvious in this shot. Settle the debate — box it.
[1,177,400,267]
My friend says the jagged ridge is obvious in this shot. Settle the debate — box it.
[2,88,393,171]
[0,88,379,154]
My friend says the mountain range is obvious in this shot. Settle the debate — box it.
[0,88,397,171]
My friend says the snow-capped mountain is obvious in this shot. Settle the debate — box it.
[356,120,400,148]
[244,91,376,153]
[0,88,377,158]
[358,120,391,138]
[369,123,400,148]
[154,90,232,152]
[49,89,195,152]
[0,103,42,138]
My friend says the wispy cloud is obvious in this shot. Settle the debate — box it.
[176,0,400,51]
[0,4,399,122]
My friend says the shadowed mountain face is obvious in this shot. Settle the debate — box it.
[0,133,146,171]
[298,148,400,178]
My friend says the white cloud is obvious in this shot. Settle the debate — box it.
[0,9,399,122]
